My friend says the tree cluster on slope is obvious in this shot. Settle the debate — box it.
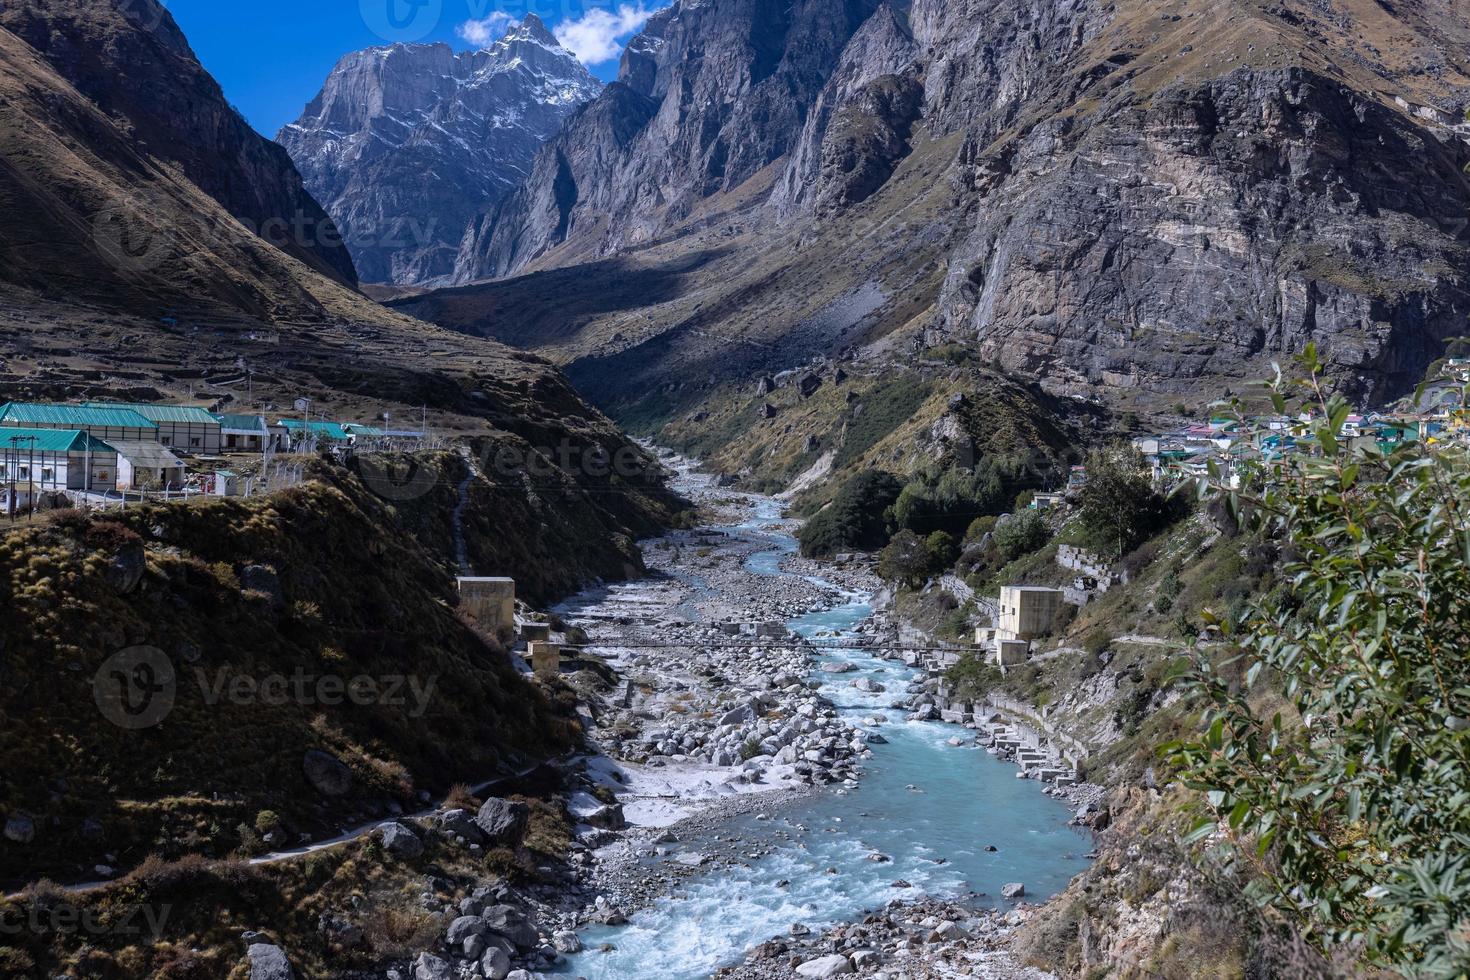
[1170,350,1470,976]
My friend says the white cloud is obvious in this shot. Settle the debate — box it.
[554,3,657,65]
[456,12,514,47]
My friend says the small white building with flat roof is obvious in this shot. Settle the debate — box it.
[997,586,1064,641]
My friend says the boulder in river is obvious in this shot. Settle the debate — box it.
[481,904,538,950]
[796,953,854,977]
[1001,882,1026,899]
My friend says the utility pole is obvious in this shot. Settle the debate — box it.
[21,435,36,522]
[4,436,14,521]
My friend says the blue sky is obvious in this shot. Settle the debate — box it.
[167,0,664,137]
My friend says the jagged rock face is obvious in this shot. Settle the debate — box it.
[454,0,882,282]
[907,0,1106,139]
[424,0,1470,409]
[936,66,1470,402]
[0,0,358,287]
[772,4,921,217]
[457,82,661,280]
[810,73,925,214]
[279,16,599,285]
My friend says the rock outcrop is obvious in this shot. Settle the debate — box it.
[424,0,1470,411]
[246,943,294,980]
[453,0,882,282]
[935,61,1470,403]
[474,798,530,846]
[279,16,599,284]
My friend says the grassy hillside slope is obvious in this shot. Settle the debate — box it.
[0,466,580,888]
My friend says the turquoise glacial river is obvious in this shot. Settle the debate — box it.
[563,501,1091,978]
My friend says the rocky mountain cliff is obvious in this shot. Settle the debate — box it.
[0,0,357,288]
[279,16,600,285]
[454,0,883,280]
[413,0,1470,421]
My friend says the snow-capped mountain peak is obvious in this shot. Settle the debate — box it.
[277,17,600,285]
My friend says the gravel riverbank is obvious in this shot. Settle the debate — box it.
[553,477,893,923]
[540,460,1087,979]
[379,459,1096,980]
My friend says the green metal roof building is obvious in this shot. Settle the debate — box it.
[83,401,222,454]
[0,402,155,429]
[0,427,119,493]
[0,427,116,453]
[278,419,350,442]
[84,401,218,425]
[0,402,158,445]
[212,413,268,432]
[212,413,271,452]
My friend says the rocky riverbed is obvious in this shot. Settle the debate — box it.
[713,896,1057,980]
[391,457,1094,980]
[554,478,896,918]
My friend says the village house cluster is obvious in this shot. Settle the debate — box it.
[1132,407,1457,489]
[0,399,424,516]
[973,373,1470,672]
[1132,368,1470,490]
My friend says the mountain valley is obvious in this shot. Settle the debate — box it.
[395,0,1470,448]
[1,0,1469,978]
